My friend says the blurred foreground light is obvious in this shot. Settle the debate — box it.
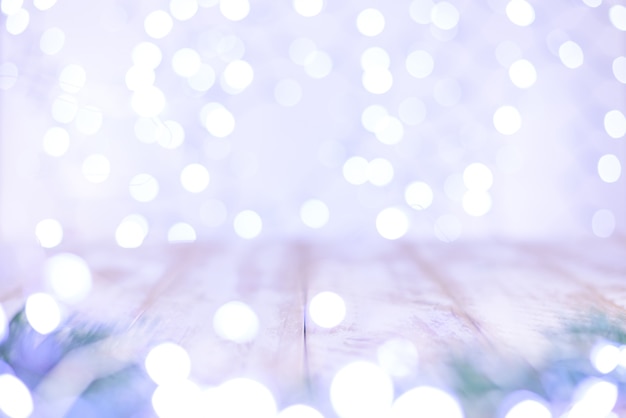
[504,398,551,418]
[376,207,409,240]
[25,293,61,335]
[167,223,197,243]
[44,253,92,303]
[377,338,419,378]
[300,199,330,229]
[361,104,388,132]
[0,374,34,418]
[214,378,276,418]
[591,342,620,374]
[330,361,394,418]
[233,210,262,239]
[568,378,617,418]
[278,404,324,418]
[405,181,434,210]
[0,304,6,341]
[213,301,259,343]
[35,218,63,248]
[145,342,192,386]
[406,50,434,79]
[309,291,346,328]
[152,379,202,418]
[0,62,18,91]
[115,214,149,248]
[390,386,463,418]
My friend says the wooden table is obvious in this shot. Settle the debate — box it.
[1,237,625,417]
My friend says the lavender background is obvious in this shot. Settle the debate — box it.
[1,0,624,248]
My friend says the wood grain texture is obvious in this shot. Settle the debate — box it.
[1,237,626,416]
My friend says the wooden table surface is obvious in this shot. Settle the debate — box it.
[1,237,626,417]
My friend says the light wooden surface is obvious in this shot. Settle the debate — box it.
[2,237,626,416]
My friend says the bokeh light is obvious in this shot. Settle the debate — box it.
[377,338,419,378]
[406,50,434,79]
[129,173,160,203]
[405,181,434,210]
[211,378,276,418]
[590,341,620,374]
[568,378,618,418]
[172,48,201,77]
[357,8,385,37]
[145,342,192,386]
[180,163,210,193]
[300,199,330,229]
[330,361,394,418]
[144,10,173,39]
[308,291,346,328]
[559,41,584,69]
[604,110,626,139]
[389,386,464,418]
[598,154,621,183]
[82,154,111,183]
[592,209,615,238]
[35,218,63,248]
[152,379,202,418]
[167,222,197,243]
[44,253,92,303]
[430,1,460,30]
[277,404,324,418]
[493,105,522,135]
[233,210,262,239]
[213,301,259,343]
[509,59,537,88]
[204,103,236,138]
[169,0,199,21]
[0,374,34,418]
[293,0,324,17]
[505,0,535,27]
[39,27,65,55]
[115,214,149,248]
[25,293,61,335]
[504,398,551,418]
[219,0,250,21]
[376,207,409,240]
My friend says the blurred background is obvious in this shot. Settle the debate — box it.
[1,0,624,250]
